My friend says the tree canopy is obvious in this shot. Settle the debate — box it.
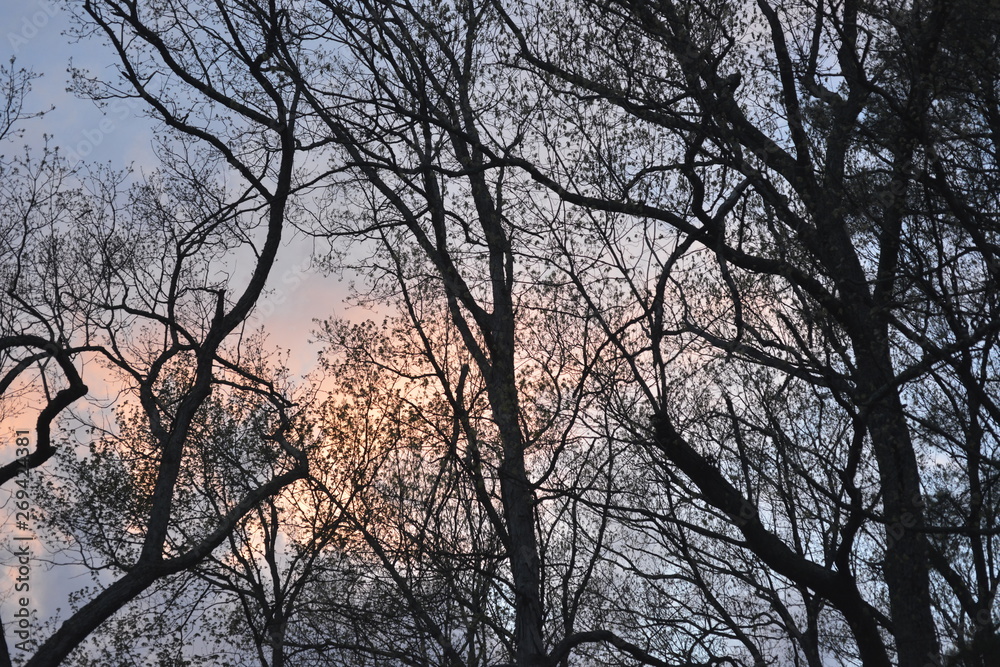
[2,0,999,665]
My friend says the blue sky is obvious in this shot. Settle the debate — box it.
[4,0,158,169]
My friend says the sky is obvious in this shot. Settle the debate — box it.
[4,0,154,168]
[1,1,349,659]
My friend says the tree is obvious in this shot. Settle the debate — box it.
[0,59,86,489]
[6,0,1000,664]
[1,154,309,666]
[1,0,314,660]
[33,343,311,666]
[493,0,1000,663]
[264,1,678,663]
[271,2,559,663]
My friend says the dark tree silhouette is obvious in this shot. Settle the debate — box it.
[4,1,999,665]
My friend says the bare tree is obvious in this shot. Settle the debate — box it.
[0,60,86,488]
[1,0,318,661]
[6,0,999,664]
[34,345,317,667]
[494,0,1000,663]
